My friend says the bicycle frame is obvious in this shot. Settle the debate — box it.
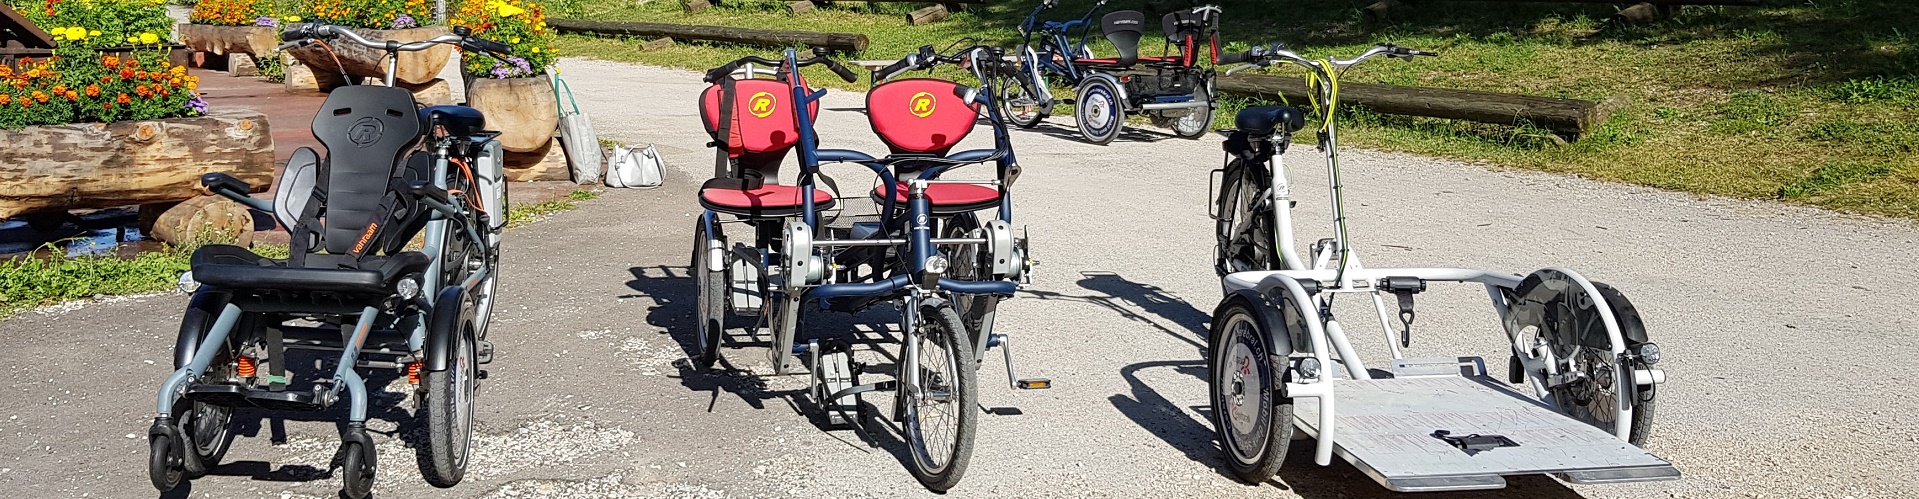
[1014,1,1105,101]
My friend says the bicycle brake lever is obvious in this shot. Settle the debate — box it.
[1224,63,1258,76]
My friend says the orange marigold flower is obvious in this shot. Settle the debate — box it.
[136,85,150,97]
[120,68,134,79]
[31,91,48,102]
[103,55,120,67]
[85,84,100,97]
[169,78,182,88]
[117,93,130,104]
[19,98,31,108]
[125,60,140,69]
[50,84,66,94]
[136,70,150,80]
[102,102,112,109]
[0,94,9,105]
[64,90,77,100]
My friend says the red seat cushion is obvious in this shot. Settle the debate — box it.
[699,79,820,155]
[872,182,1000,206]
[701,184,835,209]
[866,79,980,155]
[1074,56,1181,65]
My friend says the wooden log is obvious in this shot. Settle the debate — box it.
[503,140,571,182]
[1444,0,1753,4]
[398,78,453,106]
[788,0,816,14]
[640,37,676,51]
[1214,74,1618,137]
[547,19,870,52]
[178,24,279,56]
[683,0,712,12]
[907,4,949,25]
[466,76,560,153]
[149,195,255,248]
[0,110,275,219]
[229,53,259,77]
[285,26,453,86]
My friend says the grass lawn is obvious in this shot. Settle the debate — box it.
[550,0,1919,218]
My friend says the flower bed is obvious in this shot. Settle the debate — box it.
[0,48,204,129]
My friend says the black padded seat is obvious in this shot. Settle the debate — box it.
[191,245,430,295]
[1235,106,1306,136]
[420,105,486,137]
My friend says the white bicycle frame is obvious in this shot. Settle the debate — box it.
[1219,46,1662,467]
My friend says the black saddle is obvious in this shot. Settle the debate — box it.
[420,105,486,137]
[1235,106,1306,136]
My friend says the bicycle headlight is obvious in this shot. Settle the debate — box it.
[1633,342,1661,365]
[1295,357,1320,379]
[176,271,199,294]
[396,277,420,301]
[924,255,949,275]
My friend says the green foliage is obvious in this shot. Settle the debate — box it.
[505,189,596,227]
[1776,161,1896,199]
[1709,92,1793,135]
[1823,77,1918,108]
[6,0,176,49]
[255,53,287,82]
[0,247,190,318]
[452,0,557,78]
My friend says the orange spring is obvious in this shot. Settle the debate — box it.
[407,362,423,384]
[236,356,256,377]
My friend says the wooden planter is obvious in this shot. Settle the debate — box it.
[466,75,558,153]
[285,26,452,85]
[0,110,275,219]
[178,24,279,56]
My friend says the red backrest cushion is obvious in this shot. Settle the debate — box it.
[699,79,820,154]
[866,79,980,155]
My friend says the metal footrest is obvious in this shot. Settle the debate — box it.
[185,384,329,412]
[1292,375,1678,492]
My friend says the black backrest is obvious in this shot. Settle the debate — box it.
[1101,11,1146,66]
[1162,11,1203,43]
[310,86,423,256]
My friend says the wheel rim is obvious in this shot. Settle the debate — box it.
[694,225,717,360]
[1220,171,1270,273]
[906,319,962,474]
[1216,314,1273,464]
[186,402,231,456]
[1081,86,1115,133]
[1173,102,1211,135]
[1000,73,1041,125]
[453,328,475,467]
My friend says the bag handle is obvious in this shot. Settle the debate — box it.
[550,73,582,115]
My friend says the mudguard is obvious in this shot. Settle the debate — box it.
[174,290,232,370]
[1592,281,1651,345]
[1215,288,1296,358]
[424,285,470,372]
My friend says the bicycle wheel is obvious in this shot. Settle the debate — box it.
[1215,159,1277,276]
[1155,85,1215,138]
[1512,272,1657,447]
[939,214,997,337]
[1074,77,1123,145]
[1210,298,1294,483]
[690,221,726,370]
[419,310,477,488]
[903,301,977,492]
[996,63,1047,129]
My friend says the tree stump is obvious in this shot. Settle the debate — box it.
[283,56,349,94]
[684,0,712,12]
[285,26,454,85]
[908,5,949,25]
[641,37,675,51]
[788,0,816,14]
[466,76,561,153]
[399,78,454,106]
[0,110,276,219]
[1613,3,1660,25]
[149,195,256,248]
[178,24,280,57]
[229,53,259,77]
[503,140,571,182]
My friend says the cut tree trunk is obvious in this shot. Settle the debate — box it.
[789,0,816,14]
[466,76,560,153]
[547,19,869,52]
[907,5,949,25]
[286,26,453,86]
[229,53,259,77]
[1214,74,1620,137]
[683,0,712,12]
[503,139,570,182]
[399,78,453,106]
[149,195,256,248]
[0,110,275,219]
[640,37,675,51]
[178,24,280,56]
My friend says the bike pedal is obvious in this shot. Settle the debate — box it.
[1016,378,1052,390]
[475,369,489,380]
[1060,98,1076,105]
[477,340,495,364]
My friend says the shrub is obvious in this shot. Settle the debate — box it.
[0,44,205,129]
[300,0,431,29]
[7,0,176,49]
[450,0,556,79]
[188,0,275,26]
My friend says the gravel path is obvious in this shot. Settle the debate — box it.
[2,57,1915,498]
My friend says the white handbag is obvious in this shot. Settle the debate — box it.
[606,144,665,189]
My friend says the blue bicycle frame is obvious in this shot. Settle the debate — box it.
[1016,0,1107,86]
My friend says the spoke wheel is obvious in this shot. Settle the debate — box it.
[175,398,234,477]
[419,313,477,488]
[1215,159,1277,276]
[996,64,1047,129]
[1513,272,1657,447]
[903,302,977,492]
[939,215,998,338]
[1154,86,1216,138]
[691,221,726,369]
[1209,300,1293,483]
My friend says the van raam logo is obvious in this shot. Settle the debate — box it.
[909,91,937,118]
[748,92,778,118]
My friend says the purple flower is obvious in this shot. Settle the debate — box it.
[390,14,417,29]
[185,94,208,114]
[484,56,535,78]
[255,17,277,27]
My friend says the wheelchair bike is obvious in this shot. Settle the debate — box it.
[1204,43,1679,491]
[147,23,513,498]
[689,46,1041,492]
[1000,0,1224,144]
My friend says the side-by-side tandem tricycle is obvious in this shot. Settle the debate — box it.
[1204,42,1679,492]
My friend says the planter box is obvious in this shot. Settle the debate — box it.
[286,26,452,86]
[179,24,279,56]
[466,76,559,153]
[2,44,190,70]
[0,110,275,219]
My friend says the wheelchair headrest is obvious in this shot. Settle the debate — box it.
[1235,106,1307,136]
[1101,11,1146,66]
[867,79,981,156]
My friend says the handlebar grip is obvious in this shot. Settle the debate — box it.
[1216,51,1251,65]
[872,57,914,82]
[703,63,739,83]
[826,60,859,83]
[282,22,318,42]
[463,37,512,55]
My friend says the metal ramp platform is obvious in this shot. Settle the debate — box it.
[1293,374,1680,492]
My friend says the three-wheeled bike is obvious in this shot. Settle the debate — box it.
[688,45,1043,492]
[1001,0,1226,144]
[1205,42,1680,491]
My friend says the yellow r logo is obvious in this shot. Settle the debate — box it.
[909,92,937,118]
[748,92,777,118]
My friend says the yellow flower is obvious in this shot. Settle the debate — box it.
[530,46,540,53]
[139,33,159,44]
[509,37,520,43]
[65,27,86,40]
[286,15,302,22]
[496,3,524,17]
[127,36,139,43]
[88,30,100,37]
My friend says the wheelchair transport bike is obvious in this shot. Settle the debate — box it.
[148,23,514,498]
[1204,43,1679,491]
[1002,0,1226,144]
[690,45,1041,491]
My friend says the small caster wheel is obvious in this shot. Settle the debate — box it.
[149,434,184,492]
[339,442,376,499]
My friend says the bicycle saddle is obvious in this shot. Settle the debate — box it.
[420,105,486,137]
[1235,106,1306,136]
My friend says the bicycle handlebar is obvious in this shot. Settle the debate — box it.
[1220,42,1435,76]
[871,45,1009,83]
[280,22,511,56]
[703,52,859,84]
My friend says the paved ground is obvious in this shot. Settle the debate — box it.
[3,57,1917,498]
